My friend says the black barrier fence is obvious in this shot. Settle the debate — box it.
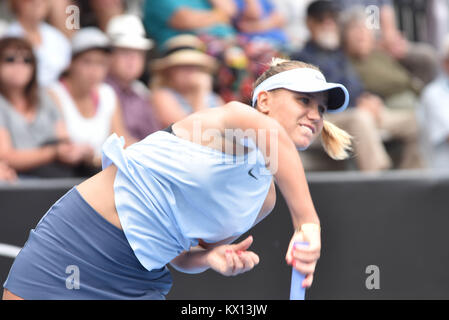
[1,170,449,299]
[394,0,428,42]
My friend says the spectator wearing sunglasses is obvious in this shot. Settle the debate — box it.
[0,37,93,178]
[5,0,71,87]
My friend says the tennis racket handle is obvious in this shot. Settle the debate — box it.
[290,241,309,300]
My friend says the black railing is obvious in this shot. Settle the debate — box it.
[2,170,449,299]
[394,0,429,42]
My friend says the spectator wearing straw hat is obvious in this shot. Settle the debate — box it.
[150,35,223,128]
[105,14,162,141]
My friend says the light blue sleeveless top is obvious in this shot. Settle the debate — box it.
[101,131,272,271]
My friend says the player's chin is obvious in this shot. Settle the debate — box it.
[294,135,314,151]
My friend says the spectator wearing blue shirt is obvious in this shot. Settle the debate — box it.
[142,0,237,47]
[233,0,288,49]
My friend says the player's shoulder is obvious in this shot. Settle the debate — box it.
[222,101,263,118]
[221,101,277,130]
[223,100,255,110]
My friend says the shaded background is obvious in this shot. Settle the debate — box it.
[2,170,449,299]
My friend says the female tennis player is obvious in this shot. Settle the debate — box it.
[2,58,351,300]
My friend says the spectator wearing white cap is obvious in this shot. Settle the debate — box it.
[418,35,449,170]
[5,0,71,87]
[105,14,161,141]
[49,27,136,173]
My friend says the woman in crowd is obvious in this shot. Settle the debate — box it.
[5,0,71,87]
[0,37,92,178]
[151,35,223,128]
[105,14,161,140]
[49,27,135,174]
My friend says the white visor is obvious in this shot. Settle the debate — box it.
[252,68,349,113]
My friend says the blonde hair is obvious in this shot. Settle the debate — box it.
[254,58,353,160]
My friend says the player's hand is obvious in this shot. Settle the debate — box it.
[206,235,260,276]
[285,223,321,288]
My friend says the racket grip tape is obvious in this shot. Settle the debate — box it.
[290,241,309,300]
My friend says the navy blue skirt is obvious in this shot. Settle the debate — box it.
[3,187,172,300]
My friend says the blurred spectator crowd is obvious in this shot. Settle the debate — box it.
[0,0,449,182]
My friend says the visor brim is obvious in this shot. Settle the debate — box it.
[282,82,349,113]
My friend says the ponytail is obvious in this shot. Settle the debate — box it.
[321,120,353,160]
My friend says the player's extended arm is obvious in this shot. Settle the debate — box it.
[222,102,321,288]
[222,102,320,229]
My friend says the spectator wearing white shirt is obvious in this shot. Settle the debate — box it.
[273,0,315,52]
[49,28,136,171]
[418,36,449,169]
[5,0,71,87]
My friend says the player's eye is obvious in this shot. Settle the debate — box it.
[297,96,310,105]
[318,105,327,114]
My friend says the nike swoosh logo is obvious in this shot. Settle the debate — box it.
[248,168,258,180]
